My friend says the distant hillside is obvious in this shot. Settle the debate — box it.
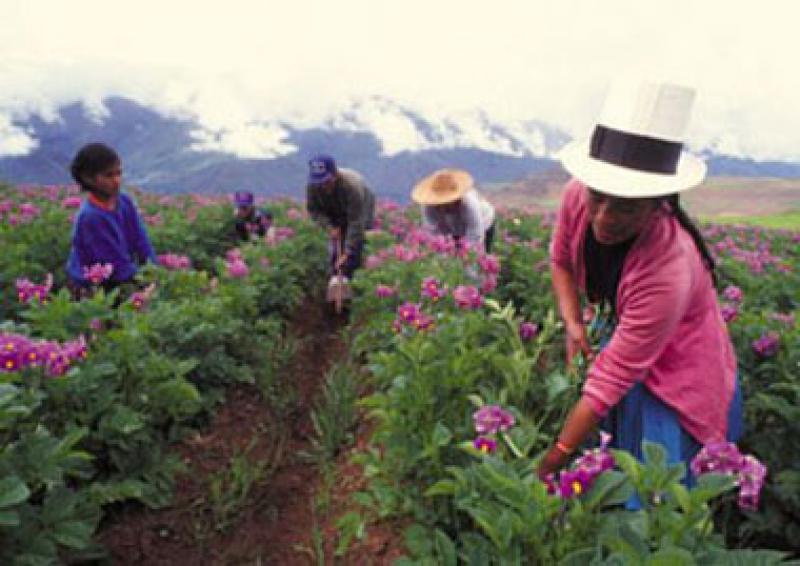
[487,172,800,222]
[1,96,799,202]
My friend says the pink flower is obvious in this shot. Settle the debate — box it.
[226,259,249,279]
[286,208,304,220]
[453,285,483,309]
[16,274,53,304]
[473,405,515,435]
[226,248,243,262]
[61,196,83,209]
[158,253,192,271]
[478,254,500,275]
[752,332,780,357]
[375,284,395,298]
[722,285,743,302]
[480,274,497,295]
[720,304,738,323]
[519,321,539,342]
[421,277,447,301]
[397,302,421,324]
[690,442,767,511]
[82,263,114,285]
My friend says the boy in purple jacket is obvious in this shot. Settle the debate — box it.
[66,143,157,295]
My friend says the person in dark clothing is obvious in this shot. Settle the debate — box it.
[66,143,157,297]
[305,154,375,279]
[233,191,273,242]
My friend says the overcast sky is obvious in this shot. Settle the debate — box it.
[1,0,798,160]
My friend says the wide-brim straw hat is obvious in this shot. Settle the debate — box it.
[411,168,474,205]
[558,78,707,198]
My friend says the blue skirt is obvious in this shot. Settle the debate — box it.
[602,379,743,509]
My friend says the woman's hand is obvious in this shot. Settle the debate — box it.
[537,445,569,480]
[565,319,593,367]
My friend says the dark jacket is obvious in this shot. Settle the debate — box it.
[306,168,375,252]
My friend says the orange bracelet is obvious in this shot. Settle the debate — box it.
[555,440,574,455]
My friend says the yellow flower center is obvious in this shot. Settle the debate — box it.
[572,481,583,495]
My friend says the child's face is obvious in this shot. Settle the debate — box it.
[87,162,122,199]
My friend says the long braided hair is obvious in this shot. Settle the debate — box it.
[663,194,717,285]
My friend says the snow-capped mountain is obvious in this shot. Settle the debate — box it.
[0,96,797,200]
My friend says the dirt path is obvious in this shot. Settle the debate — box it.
[99,297,349,565]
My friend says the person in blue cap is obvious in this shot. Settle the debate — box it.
[233,190,273,242]
[306,154,375,279]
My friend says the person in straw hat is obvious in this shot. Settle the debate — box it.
[411,168,496,253]
[306,154,375,280]
[537,79,743,501]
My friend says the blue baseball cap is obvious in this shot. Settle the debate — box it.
[308,154,337,185]
[234,191,254,207]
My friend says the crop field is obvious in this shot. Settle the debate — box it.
[0,183,798,564]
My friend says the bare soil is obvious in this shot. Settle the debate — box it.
[98,297,404,565]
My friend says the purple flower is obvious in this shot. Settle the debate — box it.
[473,405,515,435]
[480,274,497,295]
[226,248,243,262]
[691,442,743,476]
[226,259,249,279]
[158,253,192,270]
[0,334,29,372]
[473,436,497,454]
[738,455,767,511]
[752,332,780,357]
[453,285,483,309]
[478,254,501,275]
[412,312,435,332]
[61,196,82,209]
[397,302,421,324]
[690,442,767,511]
[519,321,539,342]
[82,263,114,285]
[720,303,738,323]
[558,469,592,498]
[421,277,447,301]
[16,273,53,304]
[375,284,395,298]
[722,285,743,302]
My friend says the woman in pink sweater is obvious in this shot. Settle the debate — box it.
[537,80,742,490]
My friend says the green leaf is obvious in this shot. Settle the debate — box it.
[425,480,458,497]
[405,523,433,557]
[642,441,668,469]
[433,529,457,566]
[583,471,634,510]
[0,476,30,508]
[53,519,95,549]
[0,509,20,526]
[612,449,641,483]
[432,422,452,447]
[646,547,695,566]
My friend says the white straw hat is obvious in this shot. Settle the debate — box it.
[558,79,707,198]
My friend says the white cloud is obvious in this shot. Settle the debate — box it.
[0,114,37,157]
[0,0,798,160]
